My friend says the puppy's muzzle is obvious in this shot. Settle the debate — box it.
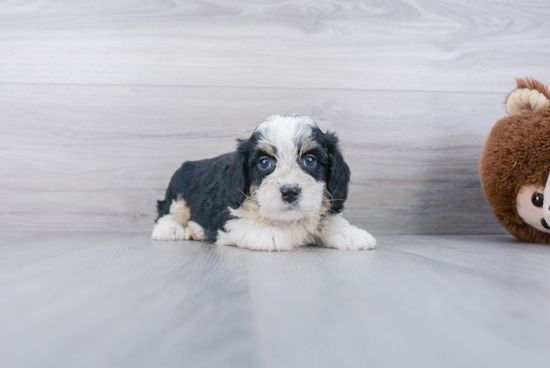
[281,185,300,203]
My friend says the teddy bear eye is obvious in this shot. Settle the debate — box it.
[532,192,544,207]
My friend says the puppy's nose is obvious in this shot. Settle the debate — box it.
[281,185,300,203]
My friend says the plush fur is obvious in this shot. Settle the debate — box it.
[152,114,376,251]
[479,78,550,243]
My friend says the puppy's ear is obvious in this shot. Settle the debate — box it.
[324,132,350,213]
[226,138,250,209]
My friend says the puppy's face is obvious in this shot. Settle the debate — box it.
[237,115,347,221]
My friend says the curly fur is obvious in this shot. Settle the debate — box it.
[480,78,550,243]
[152,114,376,251]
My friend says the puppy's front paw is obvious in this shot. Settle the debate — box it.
[324,226,376,250]
[151,220,188,241]
[187,221,206,241]
[239,227,293,251]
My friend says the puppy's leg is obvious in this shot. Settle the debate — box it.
[317,214,376,250]
[188,221,206,241]
[217,218,293,251]
[151,198,191,241]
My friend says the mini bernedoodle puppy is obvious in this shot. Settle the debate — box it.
[152,114,376,251]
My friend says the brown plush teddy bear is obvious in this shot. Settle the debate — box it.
[479,78,550,243]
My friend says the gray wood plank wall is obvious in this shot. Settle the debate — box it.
[1,0,549,235]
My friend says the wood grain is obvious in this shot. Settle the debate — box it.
[0,233,258,368]
[0,0,549,92]
[0,84,507,234]
[1,0,546,234]
[1,233,549,367]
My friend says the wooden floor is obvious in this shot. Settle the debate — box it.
[1,233,549,368]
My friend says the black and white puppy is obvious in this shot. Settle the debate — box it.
[152,115,376,251]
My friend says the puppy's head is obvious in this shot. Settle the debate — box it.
[227,115,350,221]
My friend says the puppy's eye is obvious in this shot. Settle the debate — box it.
[532,192,544,207]
[258,157,273,170]
[302,156,316,167]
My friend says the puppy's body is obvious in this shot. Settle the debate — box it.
[155,153,237,242]
[152,115,376,251]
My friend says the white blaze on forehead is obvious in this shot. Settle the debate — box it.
[255,115,317,164]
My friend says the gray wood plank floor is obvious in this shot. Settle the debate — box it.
[1,233,549,368]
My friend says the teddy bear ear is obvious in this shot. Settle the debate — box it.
[506,78,550,115]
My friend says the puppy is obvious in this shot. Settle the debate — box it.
[152,115,376,251]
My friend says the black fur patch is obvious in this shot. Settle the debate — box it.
[156,151,247,242]
[297,144,329,183]
[310,126,350,213]
[246,132,279,187]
